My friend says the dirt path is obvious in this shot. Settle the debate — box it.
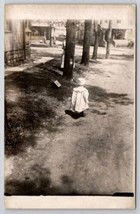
[5,47,135,195]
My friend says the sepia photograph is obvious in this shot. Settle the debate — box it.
[4,4,136,209]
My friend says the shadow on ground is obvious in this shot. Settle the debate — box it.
[87,86,133,106]
[110,54,134,61]
[5,59,74,156]
[97,53,134,61]
[31,47,61,60]
[4,164,116,196]
[5,164,78,195]
[5,58,133,157]
[5,163,134,196]
[4,56,134,196]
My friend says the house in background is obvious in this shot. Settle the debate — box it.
[77,19,134,47]
[30,20,66,46]
[31,20,56,46]
[4,19,31,66]
[101,19,134,47]
[4,19,134,67]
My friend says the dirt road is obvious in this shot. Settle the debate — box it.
[5,46,135,195]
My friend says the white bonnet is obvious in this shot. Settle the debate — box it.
[78,78,86,86]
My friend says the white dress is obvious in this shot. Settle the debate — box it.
[71,86,89,113]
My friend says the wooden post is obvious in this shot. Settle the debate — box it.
[106,20,112,59]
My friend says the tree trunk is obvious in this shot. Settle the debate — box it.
[106,20,112,59]
[64,20,76,79]
[22,20,26,60]
[92,21,100,60]
[81,20,92,65]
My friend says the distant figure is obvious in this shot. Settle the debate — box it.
[53,35,56,45]
[71,78,89,117]
[43,36,46,44]
[61,39,66,69]
[128,40,134,48]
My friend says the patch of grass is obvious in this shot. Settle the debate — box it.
[5,58,133,156]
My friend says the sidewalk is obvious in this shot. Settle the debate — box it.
[5,56,54,76]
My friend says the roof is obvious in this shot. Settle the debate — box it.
[31,21,56,27]
[100,20,134,30]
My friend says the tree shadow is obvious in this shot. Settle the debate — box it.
[31,49,61,59]
[5,92,56,156]
[110,54,134,61]
[87,85,133,110]
[5,164,77,195]
[107,93,134,105]
[5,58,133,157]
[5,166,53,195]
[97,53,134,61]
[4,162,134,196]
[89,59,102,64]
[5,60,75,157]
[91,109,107,115]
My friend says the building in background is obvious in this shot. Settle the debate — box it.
[4,19,134,67]
[30,20,66,46]
[77,19,134,47]
[4,19,31,66]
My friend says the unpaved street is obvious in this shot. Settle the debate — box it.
[5,46,135,195]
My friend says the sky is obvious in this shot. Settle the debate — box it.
[5,4,135,27]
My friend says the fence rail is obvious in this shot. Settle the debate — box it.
[5,48,30,66]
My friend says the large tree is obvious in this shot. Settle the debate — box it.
[81,20,92,66]
[92,21,101,60]
[22,20,26,60]
[106,20,112,59]
[63,20,77,79]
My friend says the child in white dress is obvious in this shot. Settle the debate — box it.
[71,78,89,117]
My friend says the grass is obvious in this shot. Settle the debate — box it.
[5,58,82,156]
[5,56,133,156]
